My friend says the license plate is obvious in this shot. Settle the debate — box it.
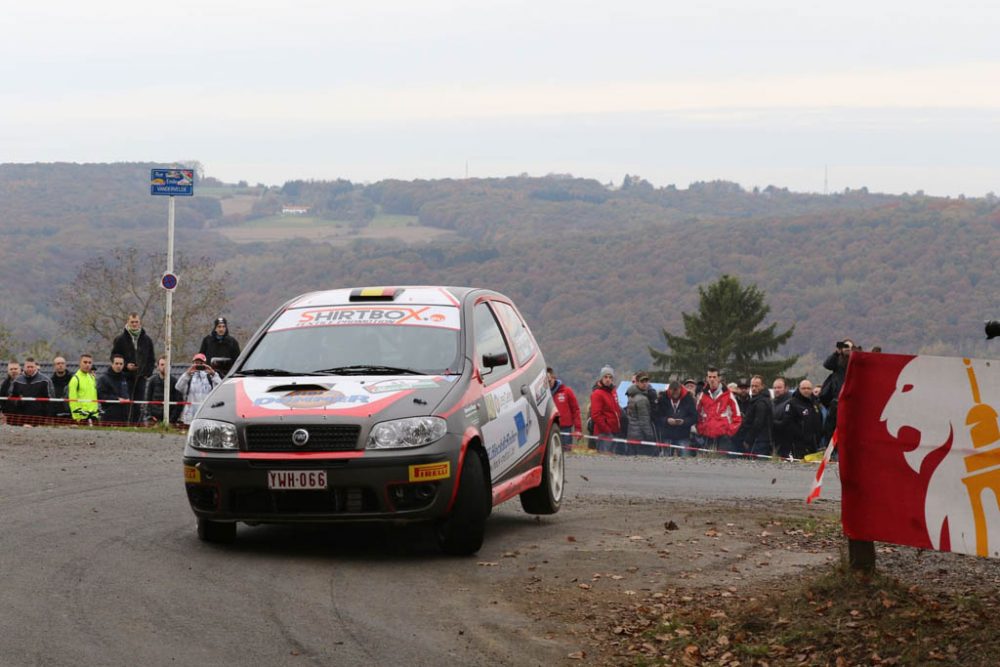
[267,470,328,490]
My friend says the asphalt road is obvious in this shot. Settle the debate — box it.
[0,426,837,666]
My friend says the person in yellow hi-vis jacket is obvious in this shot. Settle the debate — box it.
[68,353,99,423]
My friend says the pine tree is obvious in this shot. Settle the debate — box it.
[649,275,797,381]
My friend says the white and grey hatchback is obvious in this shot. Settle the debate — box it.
[183,286,564,554]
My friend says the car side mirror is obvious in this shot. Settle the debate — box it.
[481,352,508,373]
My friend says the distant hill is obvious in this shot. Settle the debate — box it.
[1,162,998,392]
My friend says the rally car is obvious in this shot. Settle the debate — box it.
[183,286,564,555]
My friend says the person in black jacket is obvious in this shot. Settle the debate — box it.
[770,377,794,457]
[656,381,698,457]
[819,339,855,442]
[144,356,182,425]
[8,358,54,425]
[111,313,155,423]
[97,354,131,424]
[0,359,20,421]
[784,379,824,459]
[50,356,72,420]
[198,317,241,374]
[739,375,773,457]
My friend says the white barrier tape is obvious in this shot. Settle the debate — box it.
[0,396,197,406]
[574,431,814,463]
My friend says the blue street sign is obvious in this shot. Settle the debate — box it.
[151,168,194,196]
[161,272,179,291]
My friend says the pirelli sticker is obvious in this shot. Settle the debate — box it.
[184,465,201,483]
[408,461,450,482]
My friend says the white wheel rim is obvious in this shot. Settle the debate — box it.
[548,431,564,501]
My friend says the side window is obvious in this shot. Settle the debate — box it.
[473,302,514,382]
[493,302,536,365]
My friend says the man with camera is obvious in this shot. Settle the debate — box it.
[818,339,856,442]
[174,353,221,426]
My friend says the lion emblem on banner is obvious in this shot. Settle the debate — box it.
[881,356,1000,557]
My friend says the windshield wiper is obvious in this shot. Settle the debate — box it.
[233,368,300,377]
[313,365,425,375]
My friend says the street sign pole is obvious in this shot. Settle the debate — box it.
[150,167,193,425]
[149,167,194,424]
[164,195,175,424]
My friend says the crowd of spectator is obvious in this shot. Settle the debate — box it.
[549,339,868,460]
[0,314,240,428]
[5,320,860,460]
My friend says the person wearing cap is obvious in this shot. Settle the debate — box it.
[590,365,622,455]
[175,352,222,425]
[199,317,241,374]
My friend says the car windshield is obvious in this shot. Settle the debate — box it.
[239,319,462,376]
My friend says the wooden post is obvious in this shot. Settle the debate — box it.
[848,538,876,572]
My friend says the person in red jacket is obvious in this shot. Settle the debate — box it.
[590,365,622,455]
[696,367,743,453]
[547,367,582,453]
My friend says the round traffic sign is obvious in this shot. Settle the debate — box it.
[161,272,179,291]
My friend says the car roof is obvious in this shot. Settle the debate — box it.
[285,286,494,309]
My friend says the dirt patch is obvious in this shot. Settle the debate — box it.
[484,494,1000,666]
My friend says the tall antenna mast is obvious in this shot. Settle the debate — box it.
[824,164,828,195]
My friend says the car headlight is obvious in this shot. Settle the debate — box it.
[367,417,448,449]
[187,419,239,450]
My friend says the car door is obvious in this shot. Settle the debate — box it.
[473,300,541,483]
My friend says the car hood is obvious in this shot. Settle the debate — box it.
[197,374,464,423]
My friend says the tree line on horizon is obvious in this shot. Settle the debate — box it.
[0,162,998,390]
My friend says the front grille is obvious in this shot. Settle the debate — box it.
[244,425,361,452]
[229,486,379,514]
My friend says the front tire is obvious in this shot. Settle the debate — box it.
[436,449,489,556]
[519,427,564,515]
[197,518,237,544]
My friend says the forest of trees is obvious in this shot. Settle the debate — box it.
[1,162,998,390]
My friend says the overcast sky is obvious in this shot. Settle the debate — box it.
[3,0,999,195]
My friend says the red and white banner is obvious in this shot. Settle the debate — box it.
[840,351,1000,558]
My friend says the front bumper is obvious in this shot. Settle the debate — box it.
[183,440,462,524]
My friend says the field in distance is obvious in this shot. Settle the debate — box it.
[214,210,456,245]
